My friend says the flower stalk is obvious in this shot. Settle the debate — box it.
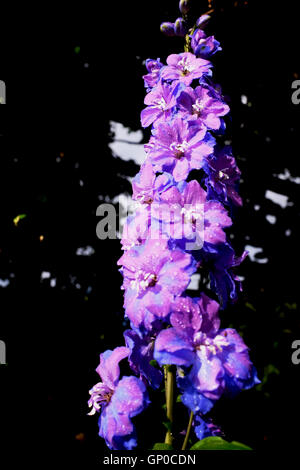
[182,411,194,450]
[164,366,175,445]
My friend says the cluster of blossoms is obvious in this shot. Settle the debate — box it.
[89,6,259,450]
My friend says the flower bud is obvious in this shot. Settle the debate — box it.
[179,0,190,15]
[160,22,175,37]
[196,14,211,29]
[174,17,188,37]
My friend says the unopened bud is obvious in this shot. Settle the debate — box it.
[174,17,188,37]
[196,14,211,29]
[179,0,190,15]
[160,22,176,37]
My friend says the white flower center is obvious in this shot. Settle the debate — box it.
[178,57,193,74]
[130,270,158,293]
[170,140,189,158]
[181,206,202,225]
[192,98,205,114]
[88,382,114,415]
[155,97,167,110]
[218,170,230,180]
[193,332,229,356]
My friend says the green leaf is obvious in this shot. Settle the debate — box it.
[152,443,173,450]
[13,214,27,226]
[149,359,159,368]
[190,437,252,450]
[245,302,256,312]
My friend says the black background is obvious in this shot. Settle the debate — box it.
[0,0,299,465]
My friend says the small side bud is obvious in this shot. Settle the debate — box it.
[174,17,188,37]
[179,0,190,15]
[196,14,211,29]
[160,22,175,37]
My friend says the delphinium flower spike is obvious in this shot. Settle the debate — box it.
[89,1,259,450]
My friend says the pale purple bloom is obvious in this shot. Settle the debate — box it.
[132,160,175,205]
[118,238,196,332]
[121,208,150,251]
[141,81,179,128]
[205,148,242,206]
[122,162,176,250]
[152,180,232,245]
[143,58,164,89]
[132,160,156,205]
[88,347,150,450]
[154,294,259,413]
[146,116,215,182]
[177,85,229,131]
[161,52,212,86]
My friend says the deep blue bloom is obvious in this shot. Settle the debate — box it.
[124,328,163,390]
[205,146,242,207]
[193,414,223,440]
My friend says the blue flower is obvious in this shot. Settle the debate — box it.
[154,294,259,414]
[193,414,223,440]
[124,328,163,390]
[88,347,150,450]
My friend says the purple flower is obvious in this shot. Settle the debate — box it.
[132,160,156,205]
[161,52,212,86]
[151,180,232,245]
[122,163,178,250]
[141,81,179,128]
[88,347,150,450]
[154,294,259,413]
[124,329,163,389]
[117,238,196,332]
[121,208,150,251]
[205,147,242,206]
[191,29,221,59]
[132,160,175,205]
[143,59,164,90]
[204,243,248,306]
[177,85,229,131]
[146,116,215,182]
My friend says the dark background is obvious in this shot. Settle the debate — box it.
[0,0,299,464]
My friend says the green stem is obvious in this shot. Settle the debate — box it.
[181,411,194,450]
[164,366,174,445]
